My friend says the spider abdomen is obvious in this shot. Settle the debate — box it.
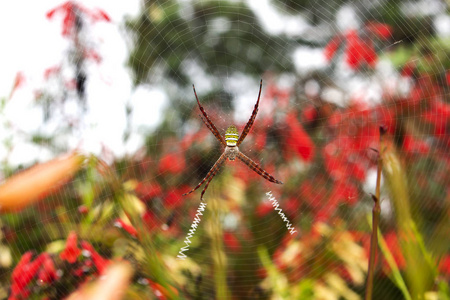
[225,125,239,146]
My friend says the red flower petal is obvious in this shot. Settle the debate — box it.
[143,210,160,232]
[81,241,110,274]
[43,65,61,80]
[115,219,138,238]
[11,253,46,296]
[37,254,58,284]
[285,113,314,162]
[344,30,378,69]
[164,189,182,209]
[362,41,378,67]
[345,30,362,69]
[61,10,76,36]
[403,135,430,154]
[365,22,392,40]
[256,201,274,217]
[95,9,111,22]
[224,232,241,252]
[10,72,25,98]
[328,181,358,206]
[324,36,342,61]
[60,231,81,263]
[47,1,110,37]
[46,8,58,20]
[439,255,450,276]
[11,251,33,283]
[158,152,186,174]
[84,49,102,63]
[401,61,416,77]
[78,205,88,214]
[136,182,162,201]
[384,232,406,271]
[254,129,267,151]
[350,162,366,182]
[301,105,318,123]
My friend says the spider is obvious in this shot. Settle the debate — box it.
[183,79,283,201]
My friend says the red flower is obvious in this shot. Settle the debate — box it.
[300,181,314,205]
[285,197,301,214]
[323,143,346,181]
[326,24,388,70]
[46,1,77,36]
[272,246,288,271]
[254,128,267,151]
[181,127,210,151]
[37,254,58,284]
[383,232,406,271]
[114,219,138,238]
[143,210,160,232]
[439,255,450,276]
[365,22,392,40]
[224,232,241,252]
[84,49,102,63]
[78,205,88,214]
[401,61,417,77]
[430,100,450,135]
[349,161,367,182]
[301,105,318,124]
[344,30,360,69]
[285,113,314,162]
[46,1,110,37]
[60,231,81,263]
[361,40,377,67]
[72,267,85,277]
[10,72,25,98]
[164,189,183,209]
[11,252,33,283]
[324,35,342,61]
[158,152,186,174]
[145,279,179,299]
[403,135,430,154]
[314,210,333,223]
[81,241,110,274]
[256,267,267,279]
[43,65,61,80]
[92,9,111,22]
[345,30,378,69]
[136,182,162,201]
[10,252,46,298]
[336,181,359,206]
[256,201,274,217]
[11,252,33,297]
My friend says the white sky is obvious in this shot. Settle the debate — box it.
[0,0,170,166]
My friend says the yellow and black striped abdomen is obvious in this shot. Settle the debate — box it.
[225,125,239,146]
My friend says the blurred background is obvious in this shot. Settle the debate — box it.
[0,0,449,299]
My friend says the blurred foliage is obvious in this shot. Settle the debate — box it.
[126,0,296,85]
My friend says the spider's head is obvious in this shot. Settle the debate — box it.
[225,125,239,146]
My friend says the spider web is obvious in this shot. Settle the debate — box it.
[0,0,449,299]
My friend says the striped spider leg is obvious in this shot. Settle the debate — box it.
[192,84,227,147]
[236,152,283,184]
[183,80,283,201]
[236,79,263,146]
